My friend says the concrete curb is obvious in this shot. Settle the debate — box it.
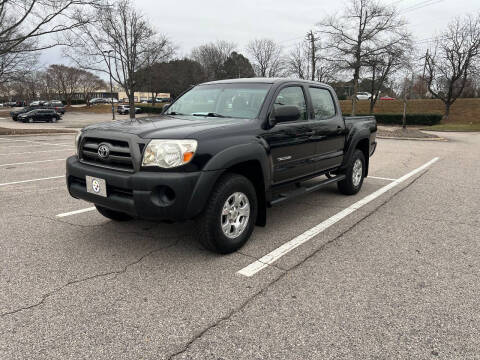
[0,127,77,136]
[377,135,448,142]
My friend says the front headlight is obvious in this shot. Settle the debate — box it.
[142,139,198,168]
[75,132,82,155]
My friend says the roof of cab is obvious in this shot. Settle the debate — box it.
[200,78,329,87]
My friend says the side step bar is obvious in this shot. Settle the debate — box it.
[269,174,346,206]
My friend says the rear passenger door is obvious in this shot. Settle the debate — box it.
[307,87,346,171]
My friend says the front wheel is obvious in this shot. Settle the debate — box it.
[197,174,257,254]
[95,205,133,221]
[338,149,366,195]
[50,117,57,123]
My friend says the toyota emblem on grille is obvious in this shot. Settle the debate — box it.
[97,144,110,159]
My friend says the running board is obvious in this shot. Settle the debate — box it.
[269,174,346,206]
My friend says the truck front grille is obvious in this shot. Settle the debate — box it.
[80,137,134,172]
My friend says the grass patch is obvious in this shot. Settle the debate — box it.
[340,98,480,125]
[421,123,480,132]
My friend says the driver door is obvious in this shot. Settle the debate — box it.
[262,85,317,184]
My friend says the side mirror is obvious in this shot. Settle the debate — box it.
[162,104,170,114]
[269,105,301,127]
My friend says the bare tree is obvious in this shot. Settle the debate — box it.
[286,43,309,79]
[64,0,173,118]
[191,41,236,81]
[365,42,412,113]
[45,64,83,105]
[318,0,409,115]
[0,0,103,56]
[425,14,480,120]
[247,38,284,77]
[78,70,106,105]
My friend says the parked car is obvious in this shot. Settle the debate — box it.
[0,103,4,107]
[117,105,142,115]
[67,78,377,254]
[45,100,66,114]
[17,109,61,123]
[355,92,372,100]
[380,96,396,100]
[89,98,108,105]
[29,100,47,106]
[104,98,119,103]
[10,106,35,121]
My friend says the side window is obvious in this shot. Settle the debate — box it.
[274,86,307,121]
[309,87,336,120]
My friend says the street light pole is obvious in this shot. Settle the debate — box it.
[104,50,115,121]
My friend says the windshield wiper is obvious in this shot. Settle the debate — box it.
[192,112,225,118]
[167,111,185,115]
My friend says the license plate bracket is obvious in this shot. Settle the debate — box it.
[86,176,107,197]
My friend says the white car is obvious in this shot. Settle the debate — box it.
[356,92,372,100]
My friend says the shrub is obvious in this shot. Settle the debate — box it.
[138,104,165,114]
[69,99,86,105]
[343,113,442,126]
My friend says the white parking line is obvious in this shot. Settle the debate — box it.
[368,176,397,181]
[0,175,64,187]
[56,207,96,218]
[0,138,72,147]
[238,157,440,277]
[0,143,71,149]
[0,149,73,156]
[0,159,65,167]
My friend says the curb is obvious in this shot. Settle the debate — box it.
[0,127,77,136]
[377,135,447,142]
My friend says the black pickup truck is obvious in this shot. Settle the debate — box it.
[67,79,376,253]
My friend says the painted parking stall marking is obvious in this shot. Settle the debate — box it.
[0,175,65,187]
[238,157,440,277]
[0,148,73,156]
[57,207,96,218]
[0,159,66,167]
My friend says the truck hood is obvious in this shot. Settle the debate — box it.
[82,115,251,139]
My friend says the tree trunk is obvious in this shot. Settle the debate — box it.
[129,93,135,119]
[443,102,451,121]
[352,66,360,116]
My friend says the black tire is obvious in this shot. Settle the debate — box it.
[197,173,257,254]
[338,149,366,195]
[95,204,133,221]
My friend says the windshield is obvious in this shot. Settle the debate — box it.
[166,83,271,119]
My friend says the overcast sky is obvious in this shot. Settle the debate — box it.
[40,0,480,67]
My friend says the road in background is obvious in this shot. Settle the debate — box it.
[0,132,478,359]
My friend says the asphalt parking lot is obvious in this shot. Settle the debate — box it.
[1,131,479,359]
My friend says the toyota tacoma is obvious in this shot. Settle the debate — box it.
[67,79,377,253]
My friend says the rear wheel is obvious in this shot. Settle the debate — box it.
[338,149,365,195]
[51,117,57,123]
[197,173,257,254]
[95,205,133,221]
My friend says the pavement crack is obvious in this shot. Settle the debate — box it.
[167,170,429,359]
[0,239,180,318]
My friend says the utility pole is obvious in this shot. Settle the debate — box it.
[103,50,115,121]
[306,30,317,81]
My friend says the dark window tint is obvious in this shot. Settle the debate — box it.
[274,86,307,121]
[309,87,336,120]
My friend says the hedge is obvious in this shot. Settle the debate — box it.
[343,113,442,126]
[137,104,165,114]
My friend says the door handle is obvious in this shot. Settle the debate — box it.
[336,126,343,134]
